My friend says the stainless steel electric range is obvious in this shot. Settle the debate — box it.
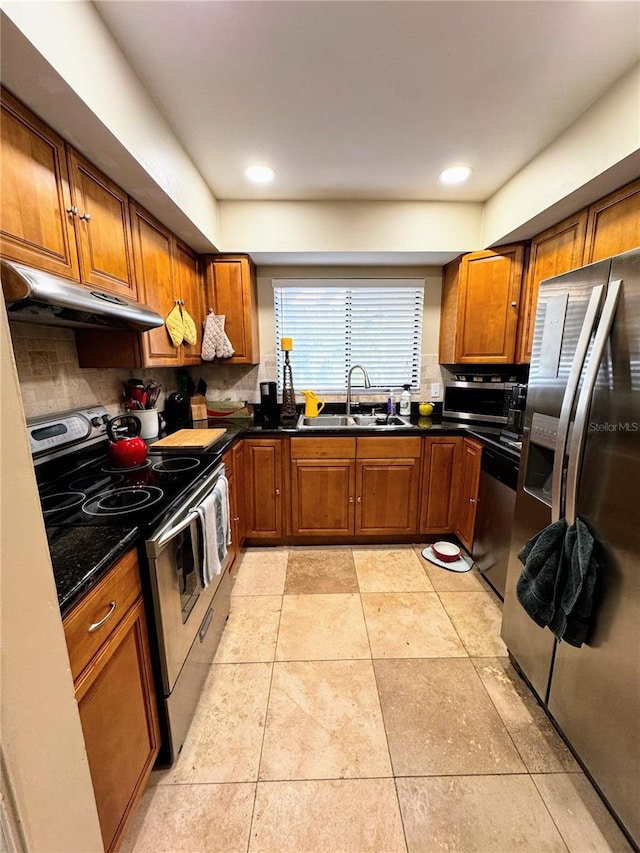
[29,405,232,765]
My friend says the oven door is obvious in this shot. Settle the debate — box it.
[146,463,231,694]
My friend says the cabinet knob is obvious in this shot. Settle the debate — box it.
[66,205,78,216]
[78,211,92,222]
[469,498,476,503]
[357,496,362,503]
[511,302,517,307]
[275,488,280,496]
[349,496,354,503]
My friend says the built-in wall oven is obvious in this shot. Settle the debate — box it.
[28,406,232,766]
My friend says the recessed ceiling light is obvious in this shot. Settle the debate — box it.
[245,164,276,184]
[439,165,472,185]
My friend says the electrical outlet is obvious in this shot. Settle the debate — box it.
[431,382,441,399]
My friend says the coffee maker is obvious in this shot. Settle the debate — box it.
[163,392,192,433]
[258,381,279,427]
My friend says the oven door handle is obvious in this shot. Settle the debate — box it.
[147,463,225,557]
[154,509,199,551]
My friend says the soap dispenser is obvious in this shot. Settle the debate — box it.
[399,384,411,416]
[386,390,395,415]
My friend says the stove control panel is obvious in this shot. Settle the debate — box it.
[27,406,110,459]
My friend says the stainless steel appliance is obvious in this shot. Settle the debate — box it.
[501,249,640,846]
[472,444,519,599]
[2,259,163,330]
[29,406,231,765]
[443,376,520,424]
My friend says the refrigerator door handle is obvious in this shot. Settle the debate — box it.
[551,284,605,523]
[565,280,622,525]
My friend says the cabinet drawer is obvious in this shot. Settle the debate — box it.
[63,549,141,681]
[290,437,356,459]
[356,436,422,459]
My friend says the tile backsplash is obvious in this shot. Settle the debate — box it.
[10,322,444,422]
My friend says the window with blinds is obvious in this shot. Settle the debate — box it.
[273,280,424,393]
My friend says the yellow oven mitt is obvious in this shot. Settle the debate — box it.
[165,302,184,347]
[181,305,198,346]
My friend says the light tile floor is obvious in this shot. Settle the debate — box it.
[121,545,633,853]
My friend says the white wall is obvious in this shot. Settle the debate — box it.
[0,305,103,852]
[219,201,483,260]
[482,63,640,246]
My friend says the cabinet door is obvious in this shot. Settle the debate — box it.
[174,239,204,365]
[516,210,587,363]
[455,439,482,551]
[456,246,524,363]
[130,203,179,366]
[291,459,356,536]
[244,439,284,538]
[231,441,246,548]
[420,437,462,533]
[356,459,420,535]
[74,597,159,852]
[205,256,260,364]
[583,178,640,263]
[223,449,240,577]
[67,148,137,299]
[0,88,79,279]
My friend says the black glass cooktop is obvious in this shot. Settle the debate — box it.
[36,445,219,529]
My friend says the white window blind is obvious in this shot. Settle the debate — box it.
[273,280,424,393]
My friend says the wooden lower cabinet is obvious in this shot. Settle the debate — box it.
[63,550,159,853]
[356,458,421,534]
[455,438,483,551]
[420,436,463,533]
[291,459,356,535]
[243,438,284,539]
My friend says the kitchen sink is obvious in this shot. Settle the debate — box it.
[296,413,415,430]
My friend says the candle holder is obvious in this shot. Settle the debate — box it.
[281,349,298,423]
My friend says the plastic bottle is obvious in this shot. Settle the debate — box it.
[399,384,411,416]
[386,390,394,415]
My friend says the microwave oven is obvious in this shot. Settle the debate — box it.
[443,380,522,425]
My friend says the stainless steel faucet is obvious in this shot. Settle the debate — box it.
[346,364,371,416]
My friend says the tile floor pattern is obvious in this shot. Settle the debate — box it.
[121,545,633,853]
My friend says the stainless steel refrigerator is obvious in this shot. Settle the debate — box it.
[501,248,640,846]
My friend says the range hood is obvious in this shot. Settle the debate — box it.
[1,260,164,331]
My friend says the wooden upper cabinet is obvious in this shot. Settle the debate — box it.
[583,178,640,263]
[0,88,80,279]
[174,240,205,365]
[515,210,587,363]
[439,245,525,364]
[130,202,179,366]
[66,148,137,299]
[205,255,260,364]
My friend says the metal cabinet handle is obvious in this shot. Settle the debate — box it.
[88,600,116,632]
[78,211,92,222]
[66,205,78,216]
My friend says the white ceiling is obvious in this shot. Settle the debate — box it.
[94,0,640,204]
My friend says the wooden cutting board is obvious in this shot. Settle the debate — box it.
[152,428,227,451]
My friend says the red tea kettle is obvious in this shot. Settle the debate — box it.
[106,415,148,468]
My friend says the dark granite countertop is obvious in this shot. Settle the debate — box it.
[50,415,518,618]
[48,525,139,618]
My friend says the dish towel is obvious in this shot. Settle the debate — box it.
[201,310,235,361]
[549,517,599,647]
[194,475,232,588]
[516,517,598,647]
[516,519,568,628]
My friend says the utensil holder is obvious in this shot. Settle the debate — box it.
[135,408,160,439]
